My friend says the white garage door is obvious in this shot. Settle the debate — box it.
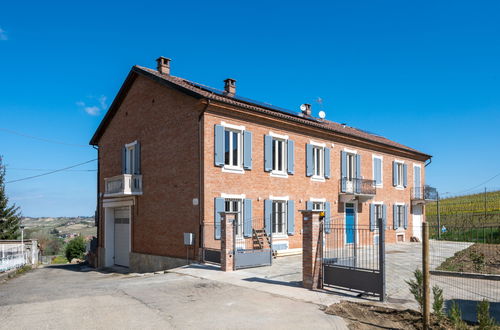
[412,205,423,241]
[114,207,130,267]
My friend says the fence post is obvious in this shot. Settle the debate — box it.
[378,218,386,302]
[437,192,441,239]
[422,222,430,329]
[220,212,236,272]
[301,210,323,290]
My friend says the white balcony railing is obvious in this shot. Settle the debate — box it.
[104,174,142,197]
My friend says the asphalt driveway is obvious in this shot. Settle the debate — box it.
[0,264,346,330]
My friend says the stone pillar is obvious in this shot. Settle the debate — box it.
[220,212,236,272]
[301,210,323,290]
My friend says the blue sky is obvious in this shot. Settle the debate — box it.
[1,1,499,216]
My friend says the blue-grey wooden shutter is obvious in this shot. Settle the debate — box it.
[264,199,272,235]
[134,142,141,175]
[403,204,408,229]
[374,158,381,185]
[382,204,387,230]
[393,161,398,186]
[355,154,361,193]
[306,144,313,177]
[214,197,224,239]
[264,135,273,172]
[324,147,331,178]
[324,201,331,234]
[393,204,398,230]
[306,201,313,210]
[244,199,252,237]
[122,147,127,174]
[214,125,224,167]
[287,140,294,174]
[369,204,375,231]
[287,200,295,235]
[243,131,252,170]
[403,164,408,187]
[341,151,347,192]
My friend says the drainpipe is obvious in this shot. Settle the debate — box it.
[424,158,432,167]
[198,99,211,258]
[92,145,100,262]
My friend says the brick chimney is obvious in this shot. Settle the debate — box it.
[156,57,171,75]
[224,78,236,96]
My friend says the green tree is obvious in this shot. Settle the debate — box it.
[406,268,424,312]
[65,236,86,261]
[0,156,21,239]
[477,299,497,329]
[432,285,445,319]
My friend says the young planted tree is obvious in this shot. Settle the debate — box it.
[0,156,21,239]
[406,268,424,312]
[432,285,445,319]
[477,299,497,329]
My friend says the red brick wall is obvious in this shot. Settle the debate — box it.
[202,107,427,248]
[98,75,203,259]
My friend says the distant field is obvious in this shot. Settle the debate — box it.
[426,190,500,227]
[23,216,96,238]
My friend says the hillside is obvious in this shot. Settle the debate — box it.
[22,216,96,239]
[426,190,500,226]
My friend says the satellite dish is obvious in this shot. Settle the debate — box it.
[300,104,307,111]
[318,111,326,119]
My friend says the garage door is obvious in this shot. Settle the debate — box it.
[114,207,130,267]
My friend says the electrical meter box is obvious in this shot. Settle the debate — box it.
[184,233,194,246]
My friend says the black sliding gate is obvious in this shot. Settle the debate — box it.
[323,218,386,301]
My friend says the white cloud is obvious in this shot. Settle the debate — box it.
[76,95,107,116]
[0,28,7,41]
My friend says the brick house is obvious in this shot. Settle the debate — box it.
[89,57,434,272]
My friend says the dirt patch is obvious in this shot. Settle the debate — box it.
[437,243,500,274]
[324,301,456,329]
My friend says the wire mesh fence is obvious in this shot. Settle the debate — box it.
[427,224,500,323]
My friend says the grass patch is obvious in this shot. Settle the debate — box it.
[431,227,500,244]
[437,243,500,274]
[51,256,69,264]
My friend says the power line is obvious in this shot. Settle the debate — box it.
[6,167,96,172]
[6,159,97,184]
[0,127,89,147]
[448,172,500,195]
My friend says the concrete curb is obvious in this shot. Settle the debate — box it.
[430,270,500,281]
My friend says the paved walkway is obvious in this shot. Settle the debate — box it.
[174,241,499,319]
[0,264,347,329]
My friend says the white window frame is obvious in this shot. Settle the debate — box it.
[394,202,405,230]
[312,145,325,181]
[270,132,288,177]
[124,141,137,174]
[224,198,244,238]
[221,123,244,173]
[394,160,405,189]
[413,163,422,189]
[346,152,356,181]
[372,155,383,187]
[270,197,288,238]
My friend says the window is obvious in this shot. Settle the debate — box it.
[346,153,355,181]
[224,129,242,168]
[272,200,287,235]
[396,205,405,228]
[312,202,324,211]
[123,141,139,175]
[394,162,403,186]
[225,199,243,237]
[272,138,287,173]
[374,204,382,221]
[312,146,324,177]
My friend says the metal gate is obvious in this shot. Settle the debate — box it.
[323,218,386,301]
[234,218,273,270]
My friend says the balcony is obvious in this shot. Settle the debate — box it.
[104,174,142,197]
[411,185,437,205]
[339,177,376,202]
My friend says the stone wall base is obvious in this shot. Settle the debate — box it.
[129,252,187,273]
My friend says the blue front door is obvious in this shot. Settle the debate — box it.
[345,203,355,244]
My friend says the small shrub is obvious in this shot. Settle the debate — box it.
[432,285,444,319]
[477,299,497,329]
[449,301,468,329]
[470,250,486,272]
[65,236,86,261]
[406,268,424,312]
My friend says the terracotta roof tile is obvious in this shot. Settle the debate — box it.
[128,66,429,158]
